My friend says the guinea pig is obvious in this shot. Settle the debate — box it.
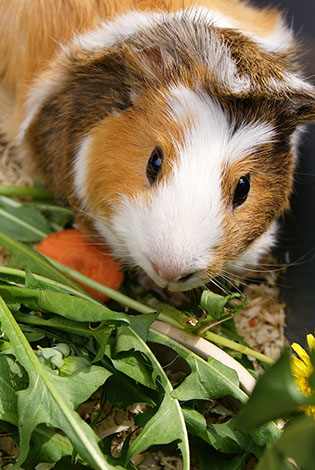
[0,0,314,292]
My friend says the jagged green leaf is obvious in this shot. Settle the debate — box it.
[148,328,248,405]
[0,283,129,325]
[0,355,28,425]
[0,296,124,470]
[112,325,190,470]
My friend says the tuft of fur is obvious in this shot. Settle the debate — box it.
[1,0,315,290]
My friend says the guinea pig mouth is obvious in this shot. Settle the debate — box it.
[148,270,205,292]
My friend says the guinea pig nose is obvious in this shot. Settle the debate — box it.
[151,262,195,283]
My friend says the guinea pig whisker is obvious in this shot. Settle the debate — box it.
[207,277,231,296]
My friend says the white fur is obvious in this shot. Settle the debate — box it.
[74,7,293,55]
[168,85,275,163]
[73,8,238,52]
[91,86,276,290]
[73,10,158,51]
[73,135,92,208]
[18,69,64,144]
[245,18,294,53]
[269,73,315,95]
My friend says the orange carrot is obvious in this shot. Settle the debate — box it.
[36,229,124,302]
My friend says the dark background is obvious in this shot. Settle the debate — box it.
[255,0,315,344]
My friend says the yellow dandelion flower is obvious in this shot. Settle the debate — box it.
[291,334,315,419]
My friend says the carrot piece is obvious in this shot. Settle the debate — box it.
[36,229,124,302]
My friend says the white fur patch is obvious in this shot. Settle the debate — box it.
[184,7,294,53]
[73,135,92,208]
[73,7,238,52]
[93,86,276,289]
[245,18,294,53]
[168,86,275,163]
[74,6,293,60]
[73,10,157,51]
[18,67,65,144]
[269,73,315,95]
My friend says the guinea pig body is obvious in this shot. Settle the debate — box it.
[1,0,315,291]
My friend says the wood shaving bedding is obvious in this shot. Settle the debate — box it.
[0,142,35,188]
[234,274,287,359]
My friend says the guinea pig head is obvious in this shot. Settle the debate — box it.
[83,86,315,292]
[23,15,315,292]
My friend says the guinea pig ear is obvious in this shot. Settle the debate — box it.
[291,86,315,125]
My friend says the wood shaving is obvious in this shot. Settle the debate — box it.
[0,142,35,188]
[0,247,10,266]
[235,274,287,359]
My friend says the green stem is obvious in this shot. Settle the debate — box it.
[0,184,54,200]
[44,255,156,314]
[0,266,99,304]
[14,312,95,337]
[195,315,235,335]
[203,330,275,365]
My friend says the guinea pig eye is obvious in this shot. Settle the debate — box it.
[147,146,164,184]
[233,175,250,209]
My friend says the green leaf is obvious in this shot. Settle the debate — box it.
[0,355,74,468]
[0,265,99,302]
[148,329,248,405]
[0,232,85,292]
[112,326,190,470]
[34,203,75,228]
[0,283,129,325]
[111,349,156,390]
[91,325,112,364]
[257,415,315,470]
[13,312,114,362]
[0,197,51,241]
[21,325,46,343]
[190,437,245,470]
[129,313,158,342]
[53,457,95,469]
[0,355,28,425]
[235,349,315,431]
[23,426,74,469]
[0,296,124,470]
[127,391,187,463]
[200,290,246,321]
[104,374,154,409]
[182,408,260,455]
[114,326,160,386]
